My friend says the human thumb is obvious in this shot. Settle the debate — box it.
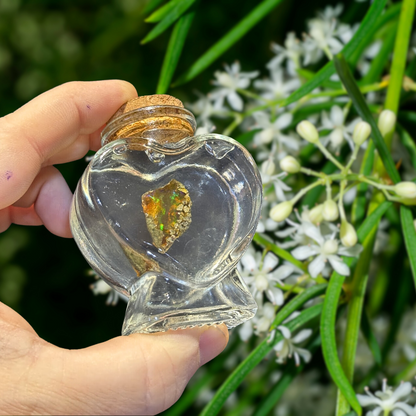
[3,324,228,415]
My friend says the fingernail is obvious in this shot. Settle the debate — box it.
[199,325,228,366]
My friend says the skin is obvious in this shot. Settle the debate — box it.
[0,80,229,415]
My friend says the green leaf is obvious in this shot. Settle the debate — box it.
[143,0,166,17]
[253,233,307,272]
[200,303,323,416]
[252,335,321,416]
[146,0,183,22]
[400,205,416,290]
[351,142,375,226]
[397,124,416,171]
[333,53,401,184]
[384,0,416,116]
[356,201,392,242]
[279,0,388,108]
[141,0,196,44]
[361,310,382,366]
[361,22,397,84]
[173,0,285,86]
[156,9,195,93]
[270,283,327,330]
[321,273,362,415]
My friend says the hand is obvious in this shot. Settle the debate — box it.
[0,81,229,415]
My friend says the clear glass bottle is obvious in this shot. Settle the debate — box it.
[70,94,262,334]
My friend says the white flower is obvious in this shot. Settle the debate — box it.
[272,325,312,366]
[254,66,300,101]
[252,111,294,146]
[260,154,292,202]
[90,278,127,305]
[239,247,289,306]
[302,6,346,64]
[320,105,360,153]
[238,302,277,341]
[357,380,416,416]
[209,61,259,111]
[291,223,362,278]
[267,32,303,76]
[187,92,227,126]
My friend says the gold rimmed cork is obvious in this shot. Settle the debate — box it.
[102,94,195,147]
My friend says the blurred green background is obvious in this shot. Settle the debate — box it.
[0,0,362,348]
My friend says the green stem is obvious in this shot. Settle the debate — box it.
[384,0,416,148]
[315,141,346,171]
[291,179,325,204]
[336,197,380,415]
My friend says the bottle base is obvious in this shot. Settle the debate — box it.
[122,269,257,334]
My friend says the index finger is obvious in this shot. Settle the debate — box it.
[0,80,137,209]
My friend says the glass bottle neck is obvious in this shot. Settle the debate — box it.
[101,105,197,148]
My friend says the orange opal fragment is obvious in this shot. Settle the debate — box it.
[142,179,192,253]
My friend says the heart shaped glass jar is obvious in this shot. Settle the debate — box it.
[70,94,262,334]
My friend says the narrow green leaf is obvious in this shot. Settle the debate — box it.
[156,9,195,94]
[356,201,392,242]
[253,233,307,272]
[400,205,416,290]
[173,0,285,86]
[333,54,401,184]
[141,0,196,44]
[397,124,416,171]
[361,22,397,84]
[200,304,323,416]
[361,310,382,366]
[270,283,327,330]
[143,0,166,17]
[146,0,182,22]
[278,0,387,108]
[252,335,321,416]
[321,273,362,415]
[351,142,375,226]
[384,0,416,115]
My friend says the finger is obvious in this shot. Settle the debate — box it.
[0,80,137,210]
[0,205,42,233]
[11,166,72,237]
[0,325,228,415]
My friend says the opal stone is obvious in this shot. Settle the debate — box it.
[142,179,192,253]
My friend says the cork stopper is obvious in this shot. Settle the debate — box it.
[102,94,196,147]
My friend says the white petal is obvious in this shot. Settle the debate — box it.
[391,382,413,401]
[277,325,291,339]
[295,347,312,363]
[275,226,296,238]
[304,223,325,245]
[275,112,293,130]
[291,245,315,260]
[263,252,279,271]
[338,244,363,257]
[356,394,380,407]
[256,221,265,233]
[274,339,284,352]
[241,253,257,272]
[327,255,350,276]
[292,328,312,343]
[273,264,295,281]
[238,321,253,342]
[330,105,344,126]
[227,91,243,111]
[308,255,326,278]
[268,287,284,306]
[392,408,409,416]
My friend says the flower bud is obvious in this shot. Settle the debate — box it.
[378,110,396,137]
[280,156,300,173]
[322,239,339,255]
[352,121,371,146]
[296,120,319,144]
[309,204,324,224]
[340,221,358,247]
[394,181,416,199]
[261,158,275,176]
[270,201,293,223]
[322,200,339,222]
